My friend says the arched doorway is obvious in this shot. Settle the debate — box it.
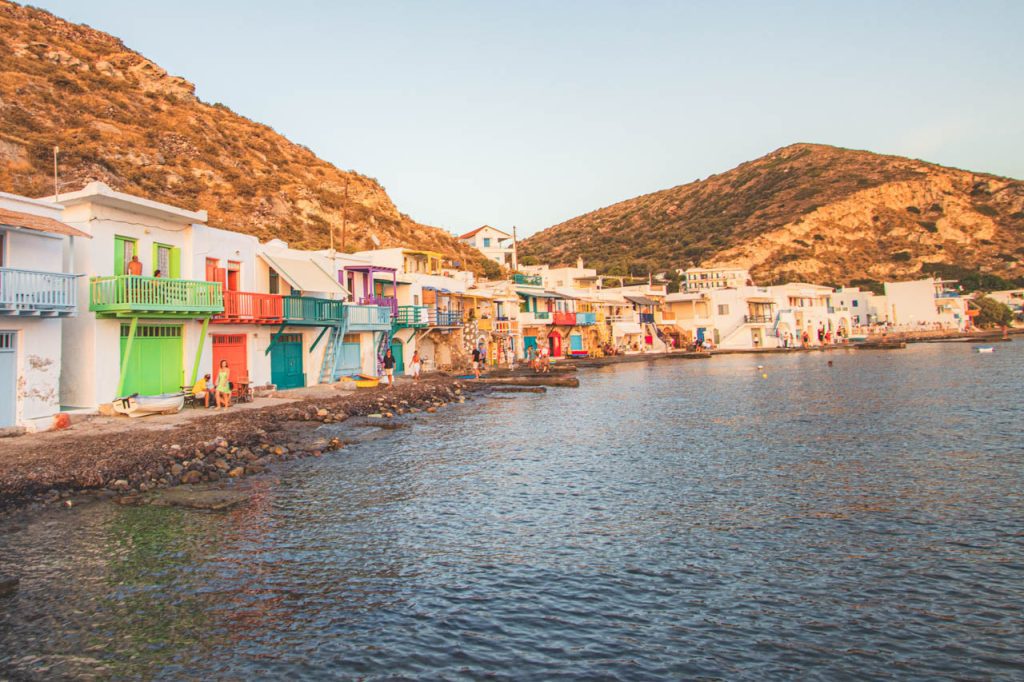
[548,331,562,358]
[390,338,405,375]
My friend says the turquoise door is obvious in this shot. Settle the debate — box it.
[696,328,706,343]
[391,338,405,375]
[270,334,305,389]
[338,334,362,375]
[0,332,15,427]
[569,334,583,352]
[524,336,537,354]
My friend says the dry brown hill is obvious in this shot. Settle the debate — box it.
[0,1,483,267]
[521,143,1024,286]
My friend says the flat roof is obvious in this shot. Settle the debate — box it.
[41,181,207,223]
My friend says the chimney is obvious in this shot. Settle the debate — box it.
[576,256,583,269]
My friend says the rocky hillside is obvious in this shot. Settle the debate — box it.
[522,143,1024,286]
[0,1,482,266]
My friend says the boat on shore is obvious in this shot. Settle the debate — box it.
[113,393,185,418]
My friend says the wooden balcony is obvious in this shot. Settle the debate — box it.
[213,290,283,324]
[0,267,77,317]
[90,275,222,318]
[494,319,513,334]
[429,308,464,327]
[394,305,429,328]
[282,295,345,325]
[744,314,774,324]
[359,295,397,315]
[638,312,655,324]
[346,304,392,331]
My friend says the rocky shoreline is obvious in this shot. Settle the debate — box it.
[0,376,477,514]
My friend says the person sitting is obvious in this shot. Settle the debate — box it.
[192,373,213,407]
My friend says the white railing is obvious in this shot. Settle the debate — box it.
[0,267,77,315]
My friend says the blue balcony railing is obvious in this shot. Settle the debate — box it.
[346,303,392,330]
[576,311,597,325]
[1,267,77,317]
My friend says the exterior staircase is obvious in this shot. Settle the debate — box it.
[317,314,350,384]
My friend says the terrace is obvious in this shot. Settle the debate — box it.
[0,267,78,317]
[575,312,597,325]
[394,305,429,328]
[90,275,222,318]
[282,295,345,325]
[514,273,543,287]
[346,303,392,331]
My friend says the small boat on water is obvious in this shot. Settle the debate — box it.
[974,346,995,353]
[113,392,185,418]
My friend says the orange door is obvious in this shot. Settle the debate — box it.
[212,334,248,384]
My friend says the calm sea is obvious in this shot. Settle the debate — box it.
[1,342,1022,679]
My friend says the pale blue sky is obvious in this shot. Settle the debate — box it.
[30,0,1024,236]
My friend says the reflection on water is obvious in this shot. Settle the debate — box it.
[2,343,1023,678]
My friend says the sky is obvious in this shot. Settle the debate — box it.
[27,0,1024,237]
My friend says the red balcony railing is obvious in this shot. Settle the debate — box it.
[552,311,577,325]
[213,290,283,324]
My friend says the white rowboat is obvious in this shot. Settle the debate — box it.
[113,393,185,418]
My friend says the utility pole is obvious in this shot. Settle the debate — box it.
[53,146,59,202]
[511,225,519,271]
[341,179,349,252]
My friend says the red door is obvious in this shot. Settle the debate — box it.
[212,334,248,385]
[548,331,562,358]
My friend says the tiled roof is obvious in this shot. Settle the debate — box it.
[0,207,91,238]
[459,225,511,240]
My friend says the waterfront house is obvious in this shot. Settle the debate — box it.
[458,225,514,267]
[768,283,851,344]
[683,266,753,292]
[0,192,86,431]
[882,279,970,331]
[56,183,222,409]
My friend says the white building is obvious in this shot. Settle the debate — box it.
[684,266,753,291]
[459,225,514,267]
[56,182,216,409]
[0,193,85,430]
[831,287,886,328]
[882,279,970,331]
[768,282,851,345]
[664,286,779,349]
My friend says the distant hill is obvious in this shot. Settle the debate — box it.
[521,143,1024,286]
[0,1,483,267]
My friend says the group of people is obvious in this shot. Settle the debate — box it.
[191,360,233,408]
[525,345,551,373]
[381,349,422,388]
[779,325,847,348]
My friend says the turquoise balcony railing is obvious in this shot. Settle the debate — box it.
[514,273,543,286]
[576,312,597,325]
[346,304,392,331]
[283,295,345,325]
[1,267,78,317]
[90,275,222,318]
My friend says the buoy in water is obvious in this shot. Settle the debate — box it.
[761,373,768,379]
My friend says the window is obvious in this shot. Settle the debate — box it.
[114,236,137,276]
[717,304,729,315]
[0,230,6,266]
[483,238,492,248]
[205,258,220,282]
[268,269,280,294]
[852,300,859,307]
[153,243,180,278]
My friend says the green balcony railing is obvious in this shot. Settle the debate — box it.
[283,295,346,325]
[90,275,222,317]
[394,305,429,328]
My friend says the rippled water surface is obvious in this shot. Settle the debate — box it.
[2,343,1023,679]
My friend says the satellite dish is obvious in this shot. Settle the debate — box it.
[370,233,381,247]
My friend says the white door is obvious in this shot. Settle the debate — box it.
[0,331,16,427]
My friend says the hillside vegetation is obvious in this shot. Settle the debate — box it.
[0,1,482,267]
[522,143,1024,286]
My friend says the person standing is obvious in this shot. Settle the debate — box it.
[215,360,231,409]
[127,254,143,276]
[471,344,482,379]
[410,350,422,381]
[383,348,396,388]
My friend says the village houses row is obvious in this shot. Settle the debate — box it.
[1,184,987,431]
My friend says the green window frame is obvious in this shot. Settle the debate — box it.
[152,243,181,278]
[114,236,138,276]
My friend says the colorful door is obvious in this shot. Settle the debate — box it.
[523,336,537,357]
[114,237,136,276]
[212,334,248,383]
[569,334,583,353]
[338,334,361,376]
[390,338,405,375]
[0,331,15,427]
[120,324,183,395]
[270,333,305,389]
[548,331,562,358]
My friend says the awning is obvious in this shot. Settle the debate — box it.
[260,252,348,295]
[624,295,657,306]
[746,297,775,304]
[0,207,91,238]
[517,288,563,299]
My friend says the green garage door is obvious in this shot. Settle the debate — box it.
[120,324,183,396]
[338,334,362,376]
[270,333,305,389]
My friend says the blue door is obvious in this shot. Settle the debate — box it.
[0,332,15,427]
[391,338,405,375]
[338,334,362,376]
[569,334,583,352]
[524,336,537,355]
[696,328,706,343]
